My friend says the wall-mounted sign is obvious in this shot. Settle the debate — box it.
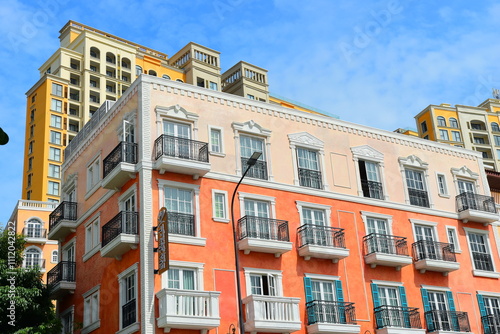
[157,207,169,275]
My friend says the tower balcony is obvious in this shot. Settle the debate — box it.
[237,216,292,257]
[153,135,210,179]
[48,202,78,241]
[47,261,76,299]
[156,288,221,334]
[100,211,139,260]
[363,233,413,270]
[456,192,498,225]
[412,240,460,276]
[297,224,349,262]
[243,294,301,334]
[306,300,360,334]
[102,141,137,190]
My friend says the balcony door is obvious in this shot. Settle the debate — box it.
[62,244,75,281]
[26,219,42,238]
[240,135,266,179]
[484,297,500,331]
[367,218,392,253]
[378,286,402,327]
[469,232,494,271]
[312,280,336,323]
[164,187,194,236]
[359,160,383,199]
[168,268,197,316]
[123,120,136,162]
[458,179,477,210]
[121,194,136,234]
[405,169,429,207]
[302,208,329,246]
[415,225,437,259]
[163,121,191,158]
[25,248,41,269]
[244,199,271,239]
[297,148,321,189]
[428,291,451,331]
[250,273,277,296]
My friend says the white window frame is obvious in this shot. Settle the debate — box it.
[233,121,273,180]
[86,153,101,198]
[51,98,63,112]
[155,104,199,140]
[464,227,500,278]
[439,129,449,141]
[450,166,480,196]
[158,179,205,246]
[118,263,139,333]
[48,180,60,196]
[351,145,388,200]
[445,225,461,253]
[410,219,439,242]
[296,201,332,227]
[212,189,229,223]
[436,172,449,198]
[361,211,394,235]
[50,114,62,128]
[60,306,74,334]
[288,132,328,190]
[48,164,61,179]
[398,155,433,208]
[49,147,61,161]
[82,285,100,334]
[208,125,225,156]
[83,213,101,261]
[238,192,276,218]
[52,83,63,97]
[161,260,204,290]
[23,246,42,269]
[244,267,283,297]
[119,185,137,211]
[51,250,58,263]
[50,130,61,145]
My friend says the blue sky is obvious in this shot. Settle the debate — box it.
[1,0,499,224]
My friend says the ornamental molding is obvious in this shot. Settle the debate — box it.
[351,145,384,162]
[398,154,428,169]
[232,120,271,136]
[287,132,324,148]
[155,104,198,122]
[451,166,479,180]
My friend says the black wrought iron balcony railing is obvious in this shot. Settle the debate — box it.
[297,224,345,248]
[122,299,136,328]
[103,141,138,178]
[361,180,384,200]
[482,314,500,334]
[47,261,76,286]
[363,233,409,256]
[154,134,209,163]
[22,227,47,239]
[241,157,268,180]
[408,188,430,207]
[456,192,496,213]
[298,168,322,189]
[306,300,357,325]
[472,252,495,272]
[374,305,421,329]
[49,201,78,230]
[168,212,195,236]
[101,211,139,247]
[425,310,470,332]
[412,240,456,262]
[238,216,289,242]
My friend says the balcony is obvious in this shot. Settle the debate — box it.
[100,211,139,260]
[238,216,292,257]
[48,202,77,241]
[363,234,412,270]
[47,261,76,299]
[412,240,460,275]
[408,189,430,207]
[299,168,323,189]
[306,300,360,334]
[122,299,136,329]
[22,227,47,243]
[482,314,500,334]
[456,192,498,225]
[425,310,470,333]
[297,225,349,263]
[242,157,268,180]
[156,288,221,334]
[102,142,138,190]
[153,135,210,179]
[374,305,425,334]
[361,180,384,200]
[168,212,195,236]
[243,295,301,334]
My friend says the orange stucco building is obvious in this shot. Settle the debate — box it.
[48,74,500,334]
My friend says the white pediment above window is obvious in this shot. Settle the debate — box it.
[351,145,384,162]
[288,132,324,149]
[232,120,271,136]
[62,173,78,193]
[451,166,479,180]
[155,104,199,122]
[398,155,428,169]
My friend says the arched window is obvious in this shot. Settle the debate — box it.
[148,70,157,76]
[51,250,58,263]
[90,47,100,59]
[25,248,41,269]
[26,218,42,238]
[437,116,446,127]
[176,79,184,83]
[121,57,130,69]
[162,74,171,80]
[492,122,500,132]
[106,52,116,64]
[136,65,142,76]
[449,118,459,128]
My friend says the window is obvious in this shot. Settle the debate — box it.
[48,181,59,196]
[27,174,32,187]
[28,157,33,170]
[26,219,42,238]
[405,169,429,207]
[50,115,62,128]
[121,271,137,329]
[437,173,448,196]
[437,116,446,127]
[471,122,483,130]
[420,121,428,133]
[210,127,223,153]
[212,190,228,222]
[49,147,61,161]
[164,186,194,236]
[363,214,396,255]
[85,218,100,254]
[446,226,460,253]
[197,77,205,88]
[135,65,142,76]
[90,80,97,87]
[87,157,100,192]
[465,228,498,277]
[51,250,58,263]
[421,287,457,331]
[24,248,41,269]
[439,130,449,141]
[247,94,255,100]
[297,147,322,189]
[168,267,197,290]
[371,282,408,328]
[240,135,267,180]
[61,307,74,334]
[478,294,500,333]
[452,131,461,142]
[497,150,500,160]
[50,131,61,145]
[162,74,171,80]
[28,141,33,154]
[29,125,34,138]
[209,81,218,90]
[51,99,62,112]
[492,122,500,132]
[494,135,500,146]
[90,65,97,72]
[289,132,326,190]
[83,287,100,332]
[244,268,283,296]
[30,109,35,122]
[449,118,459,128]
[358,160,383,199]
[482,151,490,159]
[304,274,345,324]
[52,83,63,97]
[474,137,486,144]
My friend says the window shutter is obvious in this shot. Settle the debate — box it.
[304,277,316,325]
[421,288,433,330]
[371,283,382,328]
[335,280,346,324]
[477,294,490,333]
[398,286,411,328]
[446,291,459,331]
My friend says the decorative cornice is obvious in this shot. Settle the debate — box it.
[232,120,271,136]
[450,166,479,180]
[288,132,324,148]
[351,145,384,162]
